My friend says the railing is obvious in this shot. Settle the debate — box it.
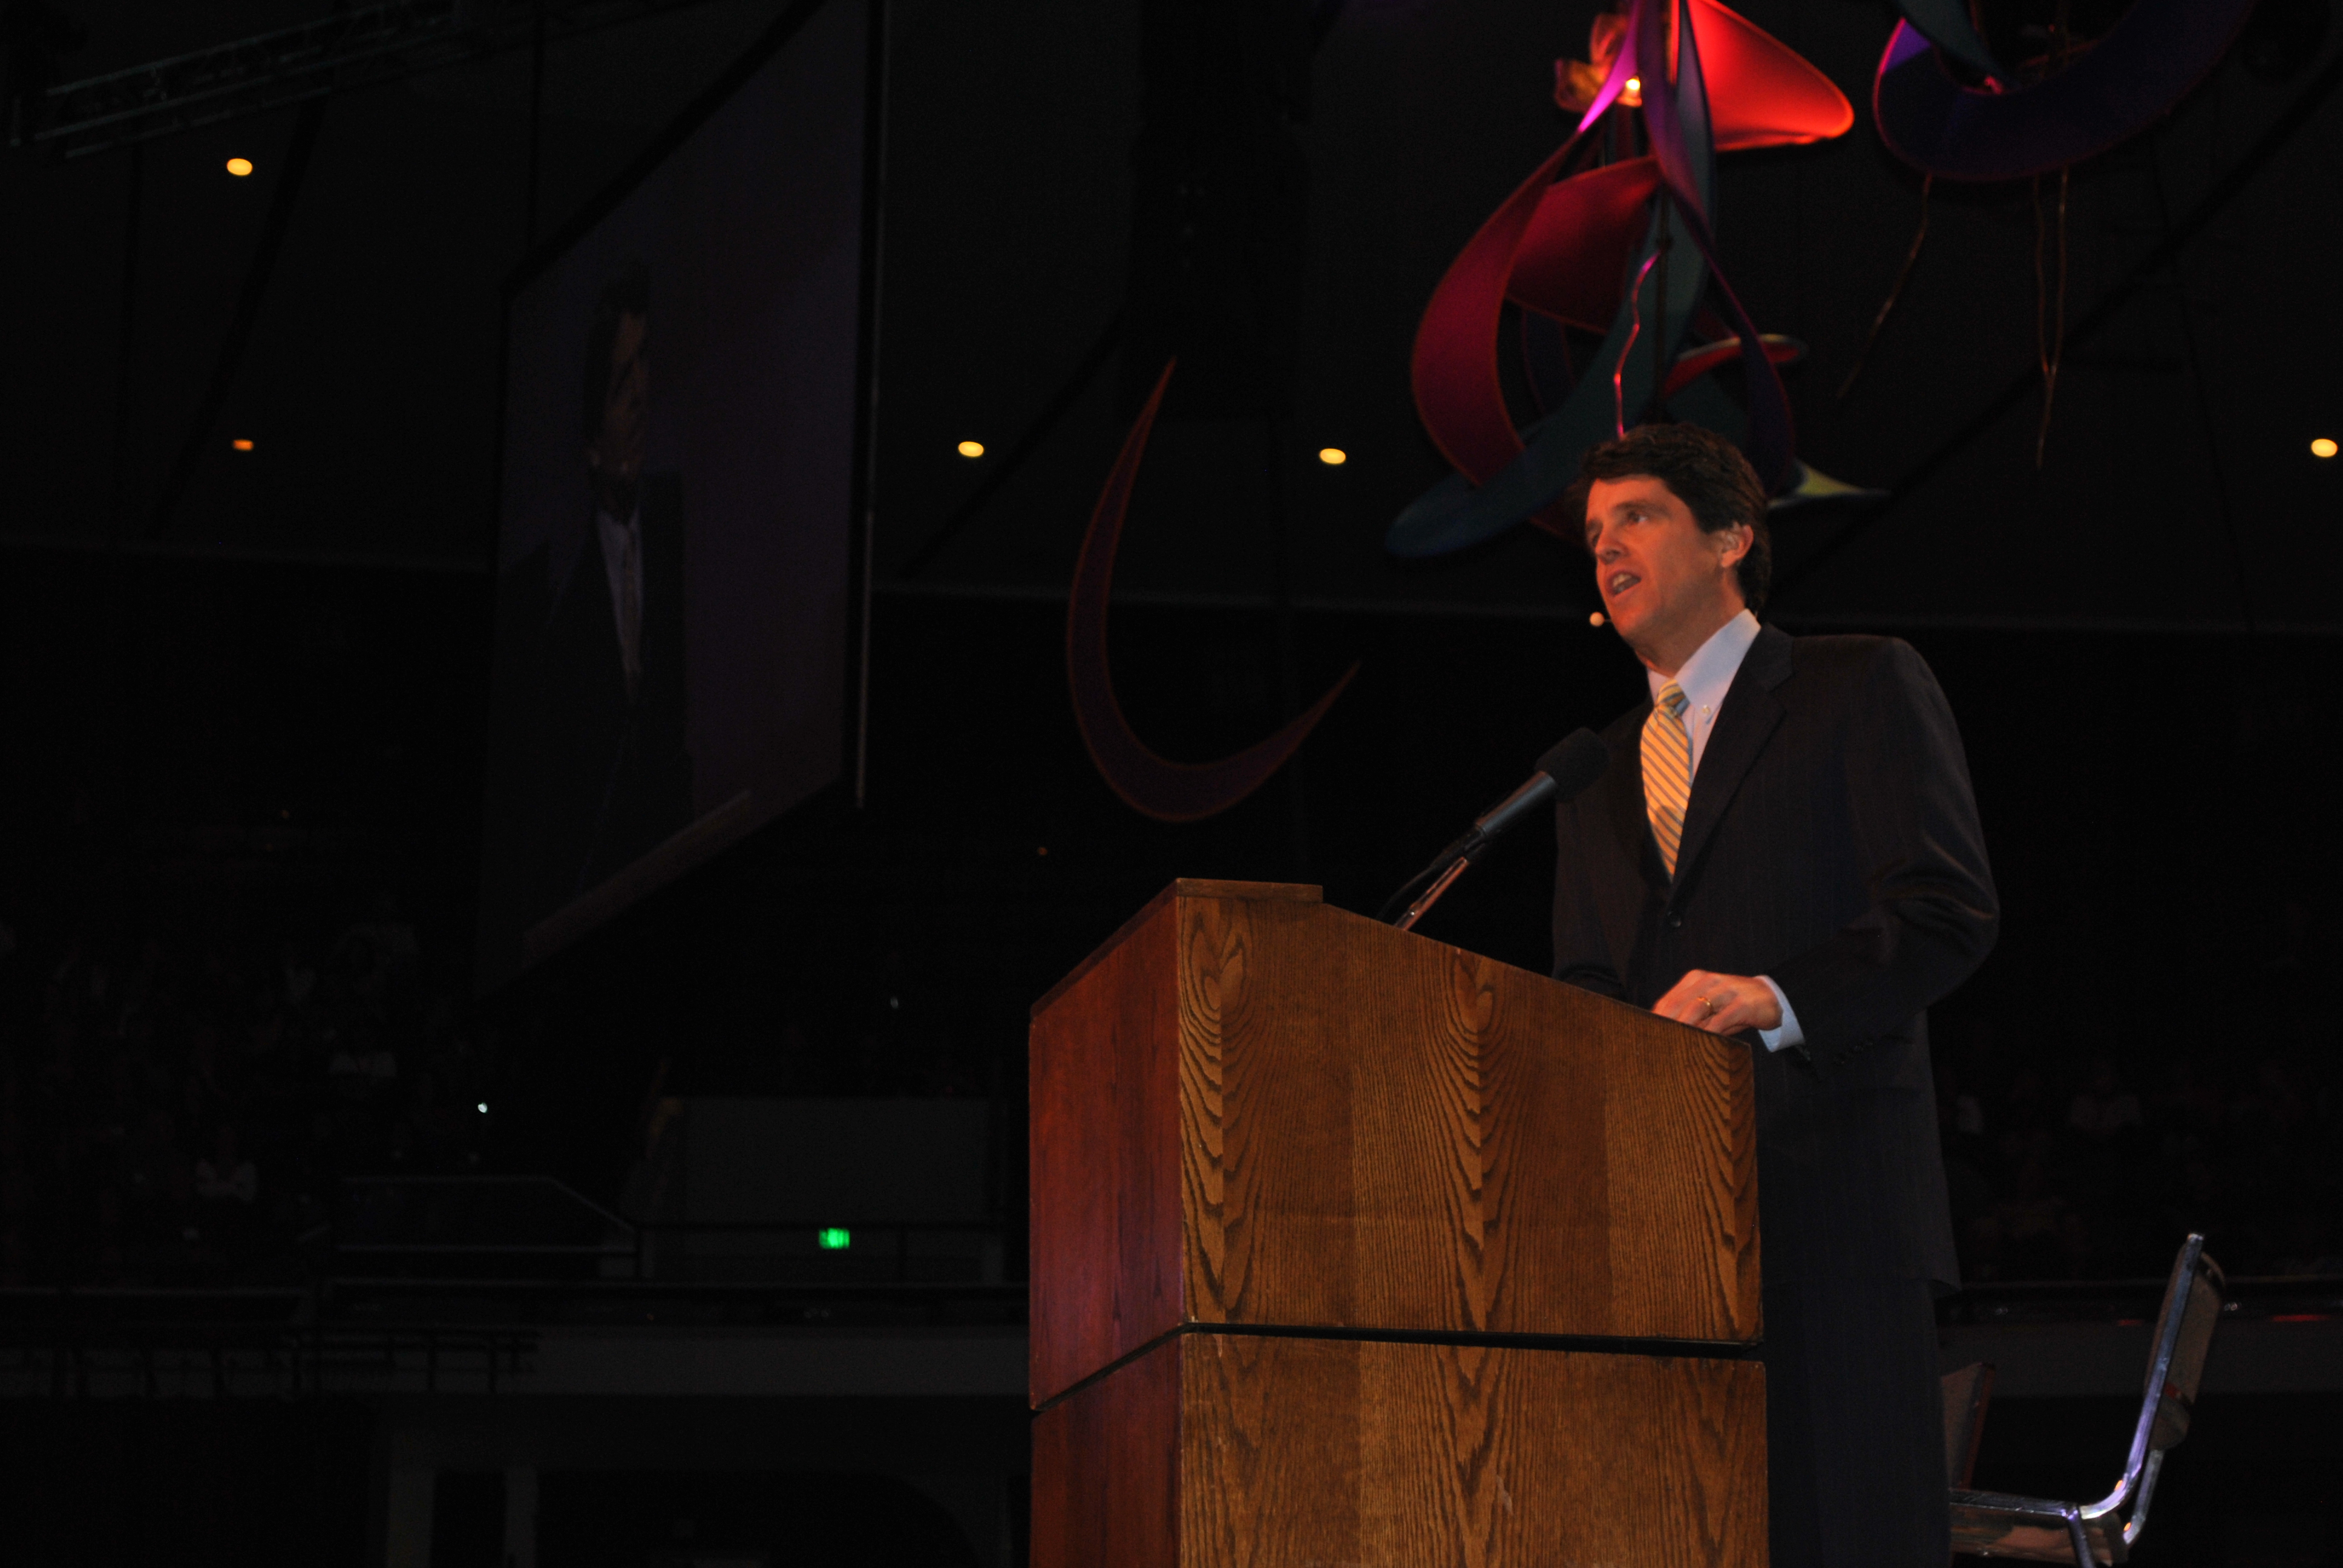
[0,1267,1023,1399]
[631,1219,1011,1285]
[336,1176,1015,1285]
[0,1286,533,1397]
[0,1177,1031,1396]
[324,1273,1027,1329]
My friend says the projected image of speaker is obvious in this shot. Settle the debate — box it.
[478,0,874,986]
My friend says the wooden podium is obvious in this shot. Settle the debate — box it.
[1029,880,1768,1567]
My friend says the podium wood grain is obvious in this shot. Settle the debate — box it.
[1032,1331,1768,1568]
[1031,881,1760,1405]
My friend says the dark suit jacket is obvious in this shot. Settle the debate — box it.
[1551,625,1996,1285]
[531,471,695,912]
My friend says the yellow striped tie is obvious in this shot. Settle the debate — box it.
[1643,681,1693,877]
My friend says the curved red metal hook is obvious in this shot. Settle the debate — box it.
[1067,362,1358,823]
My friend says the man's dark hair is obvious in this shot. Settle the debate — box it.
[581,261,650,444]
[1567,423,1771,614]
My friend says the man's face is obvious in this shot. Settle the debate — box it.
[1584,474,1746,664]
[588,312,649,505]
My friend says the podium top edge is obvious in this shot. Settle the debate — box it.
[1031,880,1326,1019]
[1168,878,1322,904]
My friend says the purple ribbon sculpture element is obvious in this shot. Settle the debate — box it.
[1873,0,2258,181]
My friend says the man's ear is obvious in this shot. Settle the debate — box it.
[1719,523,1751,567]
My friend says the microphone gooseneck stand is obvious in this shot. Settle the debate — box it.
[1391,854,1473,933]
[1378,730,1611,933]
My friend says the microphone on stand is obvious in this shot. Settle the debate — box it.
[1378,730,1611,932]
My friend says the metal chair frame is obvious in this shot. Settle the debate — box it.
[1948,1232,2223,1564]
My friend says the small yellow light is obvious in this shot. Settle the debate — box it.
[956,439,985,459]
[1317,447,1347,466]
[1626,77,1642,94]
[230,438,255,451]
[2313,437,2339,459]
[225,157,254,177]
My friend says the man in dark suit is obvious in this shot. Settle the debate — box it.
[1550,424,1998,1566]
[531,263,694,913]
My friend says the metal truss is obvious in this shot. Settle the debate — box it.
[25,0,742,159]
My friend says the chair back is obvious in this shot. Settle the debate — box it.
[1944,1237,2225,1564]
[2138,1235,2225,1455]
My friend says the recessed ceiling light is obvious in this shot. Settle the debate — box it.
[1317,447,1348,466]
[957,439,985,459]
[225,157,254,177]
[2313,437,2339,459]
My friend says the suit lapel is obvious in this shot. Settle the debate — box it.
[1671,624,1792,891]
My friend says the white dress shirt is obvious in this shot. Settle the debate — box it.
[595,505,644,691]
[1646,609,1804,1053]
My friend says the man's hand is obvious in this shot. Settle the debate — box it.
[1653,970,1782,1036]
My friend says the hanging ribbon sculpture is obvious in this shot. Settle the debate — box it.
[1862,0,2257,459]
[1872,0,2259,181]
[1062,1,1865,820]
[1391,0,1854,559]
[1064,362,1358,824]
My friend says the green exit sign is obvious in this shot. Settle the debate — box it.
[816,1227,852,1250]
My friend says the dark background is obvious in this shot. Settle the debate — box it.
[4,0,2341,1563]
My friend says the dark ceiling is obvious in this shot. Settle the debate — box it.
[7,0,2341,629]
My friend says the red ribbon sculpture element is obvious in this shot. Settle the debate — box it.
[1397,0,1852,557]
[1067,363,1357,823]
